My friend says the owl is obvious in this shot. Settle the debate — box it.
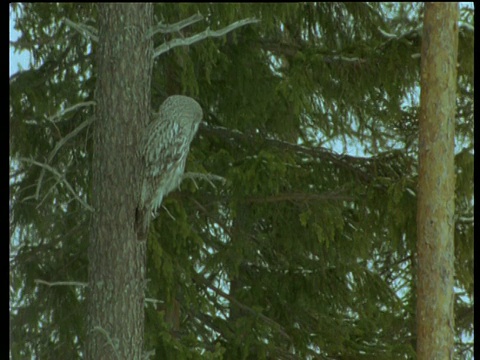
[139,95,203,228]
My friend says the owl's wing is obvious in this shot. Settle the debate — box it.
[141,121,190,178]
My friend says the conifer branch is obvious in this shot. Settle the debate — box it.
[192,273,292,342]
[18,157,95,212]
[147,13,204,38]
[199,123,375,182]
[154,17,260,58]
[35,277,153,358]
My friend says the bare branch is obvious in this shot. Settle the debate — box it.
[35,279,88,287]
[183,171,226,190]
[324,55,367,63]
[64,18,99,42]
[34,280,166,309]
[458,20,474,32]
[92,326,121,360]
[154,17,260,58]
[377,26,398,39]
[36,178,62,210]
[47,101,96,123]
[18,157,95,212]
[376,26,422,49]
[245,191,353,204]
[145,298,164,306]
[36,112,95,202]
[147,13,204,38]
[47,117,94,163]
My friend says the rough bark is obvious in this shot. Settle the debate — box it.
[416,3,458,359]
[86,4,153,359]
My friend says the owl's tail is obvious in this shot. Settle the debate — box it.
[135,206,150,241]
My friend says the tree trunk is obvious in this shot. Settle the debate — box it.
[416,3,458,359]
[86,4,153,359]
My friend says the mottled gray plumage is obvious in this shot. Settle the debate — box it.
[139,95,203,224]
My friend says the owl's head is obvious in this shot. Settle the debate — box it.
[160,95,203,128]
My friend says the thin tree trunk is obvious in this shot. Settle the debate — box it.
[416,3,458,359]
[86,4,153,359]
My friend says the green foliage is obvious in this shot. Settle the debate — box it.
[10,3,473,359]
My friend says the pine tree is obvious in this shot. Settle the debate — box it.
[10,3,473,359]
[416,3,458,359]
[85,4,153,359]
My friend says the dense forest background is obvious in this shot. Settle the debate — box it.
[10,3,473,359]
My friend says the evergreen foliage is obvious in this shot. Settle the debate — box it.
[10,3,473,359]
